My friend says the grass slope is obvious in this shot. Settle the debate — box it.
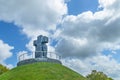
[0,62,86,80]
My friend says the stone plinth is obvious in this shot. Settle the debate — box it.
[17,58,62,66]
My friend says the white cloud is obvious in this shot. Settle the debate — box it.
[0,40,14,69]
[98,0,116,8]
[0,0,67,38]
[62,55,120,80]
[0,40,14,63]
[55,0,120,58]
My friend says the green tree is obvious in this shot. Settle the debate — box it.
[0,64,9,75]
[86,70,113,80]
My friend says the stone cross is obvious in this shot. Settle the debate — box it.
[33,35,48,58]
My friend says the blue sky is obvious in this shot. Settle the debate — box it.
[0,0,120,79]
[67,0,99,15]
[0,21,28,66]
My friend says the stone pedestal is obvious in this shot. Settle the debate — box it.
[17,58,62,66]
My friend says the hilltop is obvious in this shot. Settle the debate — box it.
[0,62,86,80]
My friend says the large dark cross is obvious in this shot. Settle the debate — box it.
[33,35,48,58]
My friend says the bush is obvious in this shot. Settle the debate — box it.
[86,70,113,80]
[0,64,9,75]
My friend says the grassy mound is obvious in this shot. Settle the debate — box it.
[0,62,86,80]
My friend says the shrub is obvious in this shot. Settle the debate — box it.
[0,64,9,75]
[86,70,113,80]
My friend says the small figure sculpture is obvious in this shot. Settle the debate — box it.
[33,35,48,58]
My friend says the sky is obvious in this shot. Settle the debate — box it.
[0,0,120,79]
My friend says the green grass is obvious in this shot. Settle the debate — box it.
[0,62,86,80]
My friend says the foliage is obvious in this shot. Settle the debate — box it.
[0,62,86,80]
[86,70,113,80]
[0,64,9,75]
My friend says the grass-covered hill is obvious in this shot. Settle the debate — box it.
[0,62,86,80]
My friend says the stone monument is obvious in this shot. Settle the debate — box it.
[17,35,61,66]
[34,35,48,58]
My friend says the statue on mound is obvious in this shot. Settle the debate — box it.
[33,35,48,58]
[17,35,61,66]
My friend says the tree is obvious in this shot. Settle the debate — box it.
[86,70,113,80]
[0,64,9,75]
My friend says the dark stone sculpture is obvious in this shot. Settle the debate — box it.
[33,35,48,58]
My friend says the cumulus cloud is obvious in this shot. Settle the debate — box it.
[0,40,14,62]
[98,0,116,8]
[0,0,68,57]
[0,0,67,38]
[0,40,14,69]
[55,0,120,58]
[62,54,120,80]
